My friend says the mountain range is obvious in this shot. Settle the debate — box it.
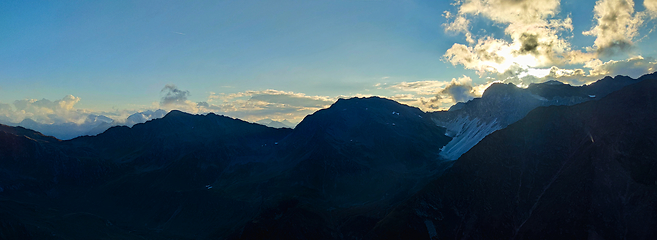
[1,73,656,239]
[1,109,168,140]
[430,72,656,160]
[373,74,657,239]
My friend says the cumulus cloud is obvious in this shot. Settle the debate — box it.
[646,0,657,16]
[443,11,474,44]
[522,56,657,85]
[0,90,177,139]
[386,76,492,110]
[201,89,335,123]
[0,95,86,124]
[0,86,337,138]
[160,84,191,106]
[157,84,202,113]
[122,109,168,127]
[388,81,450,95]
[443,0,574,75]
[587,56,657,78]
[439,76,477,103]
[583,0,645,56]
[442,0,656,89]
[246,90,334,108]
[0,95,115,139]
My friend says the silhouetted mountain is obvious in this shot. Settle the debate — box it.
[2,72,655,239]
[430,72,656,160]
[372,76,657,239]
[0,97,452,239]
[229,97,452,239]
[0,124,59,143]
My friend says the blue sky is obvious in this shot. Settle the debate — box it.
[1,0,657,126]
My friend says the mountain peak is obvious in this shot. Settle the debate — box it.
[291,95,448,149]
[163,109,191,119]
[481,83,521,98]
[542,80,566,85]
[329,96,423,113]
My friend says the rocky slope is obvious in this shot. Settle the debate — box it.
[372,76,657,239]
[431,73,656,160]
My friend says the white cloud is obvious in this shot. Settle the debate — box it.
[201,89,335,122]
[443,0,575,75]
[587,56,657,78]
[388,80,450,95]
[0,95,87,124]
[583,0,645,56]
[646,0,657,17]
[386,76,493,111]
[443,11,474,44]
[441,0,656,88]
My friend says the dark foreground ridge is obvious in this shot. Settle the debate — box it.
[1,73,656,239]
[372,77,657,239]
[0,95,452,239]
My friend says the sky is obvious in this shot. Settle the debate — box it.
[1,0,657,127]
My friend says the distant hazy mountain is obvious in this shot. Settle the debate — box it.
[372,76,657,239]
[255,118,295,128]
[430,72,657,160]
[4,109,168,140]
[15,114,114,140]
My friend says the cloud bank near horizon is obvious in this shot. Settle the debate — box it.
[1,67,655,139]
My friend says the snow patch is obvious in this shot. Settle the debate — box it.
[424,220,438,239]
[436,116,501,160]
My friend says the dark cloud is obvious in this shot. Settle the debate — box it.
[595,41,633,57]
[519,33,540,55]
[440,82,476,103]
[196,101,210,108]
[160,84,190,106]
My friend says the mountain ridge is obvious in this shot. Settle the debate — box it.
[0,95,453,239]
[1,72,656,239]
[372,75,657,240]
[430,72,656,160]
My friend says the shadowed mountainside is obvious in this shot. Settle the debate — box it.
[430,73,656,160]
[0,97,452,239]
[372,76,657,239]
[1,73,656,239]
